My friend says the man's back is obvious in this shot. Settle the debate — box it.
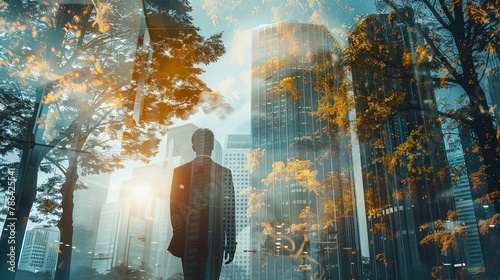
[168,155,235,279]
[168,128,236,279]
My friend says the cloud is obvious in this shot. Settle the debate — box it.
[217,75,241,101]
[239,69,252,88]
[229,29,251,67]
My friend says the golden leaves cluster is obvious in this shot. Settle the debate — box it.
[245,148,266,174]
[242,187,265,218]
[478,213,500,234]
[272,76,301,101]
[313,76,354,136]
[261,158,320,193]
[355,89,407,143]
[91,0,114,33]
[419,211,466,254]
[375,253,389,266]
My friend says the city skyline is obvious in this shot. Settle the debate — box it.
[1,1,499,279]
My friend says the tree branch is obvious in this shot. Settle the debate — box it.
[383,0,462,82]
[422,0,452,30]
[44,156,68,175]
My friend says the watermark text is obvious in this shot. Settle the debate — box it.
[5,168,17,273]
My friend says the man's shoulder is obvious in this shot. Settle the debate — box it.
[211,161,231,172]
[217,163,233,178]
[175,158,232,174]
[173,161,193,173]
[221,165,232,173]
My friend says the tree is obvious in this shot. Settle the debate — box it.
[345,3,500,278]
[374,0,500,212]
[242,3,497,278]
[341,4,500,277]
[243,154,358,279]
[0,1,68,277]
[0,1,228,279]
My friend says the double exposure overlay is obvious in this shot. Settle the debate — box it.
[0,0,499,279]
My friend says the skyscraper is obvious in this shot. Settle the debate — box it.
[91,171,160,275]
[454,124,497,276]
[251,21,361,279]
[92,200,133,274]
[18,227,60,275]
[70,175,109,278]
[349,11,455,279]
[222,134,252,278]
[445,139,485,274]
[487,50,500,127]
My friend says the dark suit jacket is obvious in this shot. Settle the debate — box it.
[168,156,236,259]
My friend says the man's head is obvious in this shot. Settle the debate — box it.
[192,128,214,156]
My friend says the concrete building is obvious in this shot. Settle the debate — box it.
[221,134,252,278]
[91,200,133,274]
[91,195,151,274]
[18,227,60,275]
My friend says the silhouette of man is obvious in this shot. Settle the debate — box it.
[168,128,236,280]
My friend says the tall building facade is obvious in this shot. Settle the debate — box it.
[70,175,109,278]
[455,125,497,276]
[18,227,60,274]
[222,134,252,278]
[91,164,166,275]
[119,163,165,271]
[487,50,500,127]
[349,11,455,279]
[445,138,485,274]
[92,200,133,274]
[251,21,361,279]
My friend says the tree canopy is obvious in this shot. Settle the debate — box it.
[0,0,228,278]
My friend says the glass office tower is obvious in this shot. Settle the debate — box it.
[349,11,456,280]
[250,21,361,280]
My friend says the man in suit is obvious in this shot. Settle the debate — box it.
[168,128,236,280]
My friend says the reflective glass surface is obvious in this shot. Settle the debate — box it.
[0,1,499,279]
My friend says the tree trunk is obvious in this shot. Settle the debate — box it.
[0,86,56,278]
[55,139,82,280]
[0,145,52,279]
[470,110,500,213]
